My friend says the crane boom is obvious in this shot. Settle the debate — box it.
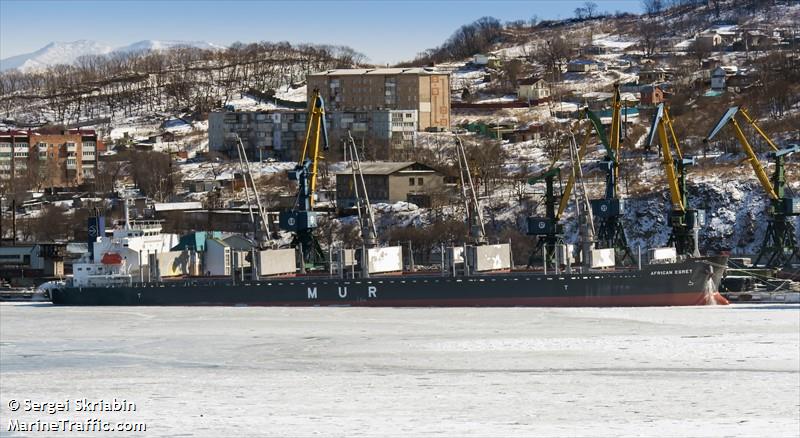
[297,89,329,207]
[706,106,778,200]
[647,103,703,257]
[649,104,685,211]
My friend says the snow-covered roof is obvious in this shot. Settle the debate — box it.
[519,76,545,85]
[310,67,442,77]
[337,161,435,176]
[153,202,203,212]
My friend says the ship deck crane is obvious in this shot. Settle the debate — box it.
[647,103,703,257]
[346,131,378,248]
[705,106,799,267]
[279,89,329,269]
[455,136,487,245]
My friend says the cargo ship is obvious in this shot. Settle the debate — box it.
[49,257,728,307]
[42,211,730,307]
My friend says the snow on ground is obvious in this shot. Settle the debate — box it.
[592,33,638,50]
[274,84,307,102]
[224,94,278,111]
[474,95,518,104]
[1,303,797,437]
[180,161,295,181]
[108,122,161,141]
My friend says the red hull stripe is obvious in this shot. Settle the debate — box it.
[185,292,727,307]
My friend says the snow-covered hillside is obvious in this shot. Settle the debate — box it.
[0,39,223,72]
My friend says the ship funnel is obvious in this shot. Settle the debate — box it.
[88,215,106,259]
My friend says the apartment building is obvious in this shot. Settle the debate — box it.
[208,110,307,161]
[307,68,450,132]
[0,129,101,187]
[209,108,419,161]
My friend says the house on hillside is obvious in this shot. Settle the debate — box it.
[580,91,614,111]
[696,32,723,50]
[583,45,608,55]
[711,66,739,90]
[741,29,777,50]
[638,68,670,84]
[335,161,445,210]
[567,59,598,73]
[517,77,550,101]
[727,71,757,90]
[640,85,665,107]
[473,54,489,65]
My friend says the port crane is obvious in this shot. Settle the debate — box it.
[587,84,634,265]
[527,88,634,266]
[279,89,329,269]
[647,103,703,257]
[705,106,799,267]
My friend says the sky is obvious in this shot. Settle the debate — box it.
[0,0,643,65]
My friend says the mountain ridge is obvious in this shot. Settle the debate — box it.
[0,39,223,72]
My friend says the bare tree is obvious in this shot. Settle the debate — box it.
[537,38,573,82]
[642,0,664,15]
[688,39,711,67]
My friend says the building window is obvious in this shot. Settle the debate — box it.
[409,177,415,186]
[418,178,424,186]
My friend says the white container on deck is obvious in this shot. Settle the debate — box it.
[648,247,678,263]
[259,249,297,276]
[367,246,403,274]
[589,248,616,269]
[467,244,512,272]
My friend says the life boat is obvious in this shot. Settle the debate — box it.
[100,252,124,265]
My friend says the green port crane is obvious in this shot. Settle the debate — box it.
[526,120,592,266]
[647,103,703,257]
[526,87,635,267]
[526,166,567,266]
[279,89,329,270]
[587,84,635,265]
[705,106,799,267]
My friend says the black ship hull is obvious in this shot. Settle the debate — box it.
[50,257,728,307]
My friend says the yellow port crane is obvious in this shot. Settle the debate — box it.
[647,103,703,257]
[279,88,329,268]
[705,106,799,267]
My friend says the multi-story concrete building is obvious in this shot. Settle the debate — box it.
[208,110,307,161]
[303,68,448,159]
[0,129,100,187]
[307,68,450,132]
[209,108,420,161]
